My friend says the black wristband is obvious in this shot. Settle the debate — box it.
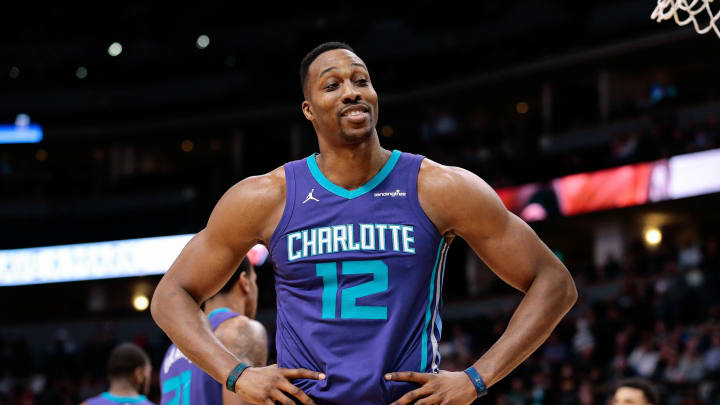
[225,362,251,392]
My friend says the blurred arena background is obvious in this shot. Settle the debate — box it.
[1,1,719,404]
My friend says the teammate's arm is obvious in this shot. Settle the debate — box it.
[216,318,269,405]
[151,168,323,405]
[388,160,577,405]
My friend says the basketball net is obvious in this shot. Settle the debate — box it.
[652,0,720,38]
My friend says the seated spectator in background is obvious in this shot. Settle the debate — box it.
[506,377,528,405]
[628,334,660,378]
[612,378,659,405]
[676,337,705,383]
[704,331,720,376]
[80,342,154,405]
[542,332,569,364]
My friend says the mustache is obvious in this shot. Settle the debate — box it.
[337,101,371,116]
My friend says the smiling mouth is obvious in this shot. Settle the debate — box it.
[343,110,368,117]
[340,105,370,117]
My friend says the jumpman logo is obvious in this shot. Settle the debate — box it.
[303,189,320,204]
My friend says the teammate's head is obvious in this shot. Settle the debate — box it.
[206,257,258,318]
[107,342,152,395]
[613,378,659,405]
[300,42,379,146]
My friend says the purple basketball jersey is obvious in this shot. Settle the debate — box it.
[85,393,154,405]
[268,150,448,405]
[160,308,240,405]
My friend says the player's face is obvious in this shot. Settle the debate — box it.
[613,387,650,405]
[302,49,378,145]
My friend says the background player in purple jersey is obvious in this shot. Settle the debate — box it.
[81,342,154,405]
[151,42,578,405]
[160,257,268,405]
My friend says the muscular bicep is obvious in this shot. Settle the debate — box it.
[420,163,565,293]
[162,172,285,303]
[460,206,560,293]
[164,229,253,304]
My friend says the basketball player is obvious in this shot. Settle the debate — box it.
[612,378,659,405]
[151,42,578,405]
[81,342,154,405]
[159,257,267,405]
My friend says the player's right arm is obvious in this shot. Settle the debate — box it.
[151,167,324,405]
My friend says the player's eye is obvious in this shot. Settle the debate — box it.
[356,78,368,86]
[324,83,339,91]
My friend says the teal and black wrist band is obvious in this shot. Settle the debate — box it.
[463,366,487,398]
[225,363,250,392]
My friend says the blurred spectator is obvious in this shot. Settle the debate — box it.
[703,331,720,375]
[676,337,706,383]
[572,316,596,361]
[506,377,528,405]
[627,334,660,378]
[542,333,569,364]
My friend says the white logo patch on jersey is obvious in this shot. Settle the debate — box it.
[303,189,320,204]
[373,189,407,198]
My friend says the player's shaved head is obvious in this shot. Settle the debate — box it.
[300,41,355,98]
[107,342,150,380]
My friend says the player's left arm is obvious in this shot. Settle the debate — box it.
[387,159,577,405]
[216,317,269,405]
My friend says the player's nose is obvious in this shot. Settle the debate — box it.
[341,80,361,104]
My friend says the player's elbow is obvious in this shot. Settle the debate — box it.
[150,280,170,329]
[557,270,578,311]
[537,265,577,313]
[149,287,162,325]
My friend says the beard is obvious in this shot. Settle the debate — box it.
[339,127,373,144]
[336,115,374,144]
[138,376,150,396]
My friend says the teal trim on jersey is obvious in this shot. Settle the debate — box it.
[100,393,149,403]
[421,241,445,372]
[208,307,230,319]
[306,150,402,199]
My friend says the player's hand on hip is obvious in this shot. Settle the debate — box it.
[385,370,477,405]
[235,364,325,405]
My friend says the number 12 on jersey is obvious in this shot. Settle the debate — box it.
[316,260,388,320]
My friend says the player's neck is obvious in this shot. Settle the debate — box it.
[315,138,390,191]
[204,295,246,318]
[107,380,141,398]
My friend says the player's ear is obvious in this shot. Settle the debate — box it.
[238,271,251,294]
[301,100,313,121]
[133,366,145,386]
